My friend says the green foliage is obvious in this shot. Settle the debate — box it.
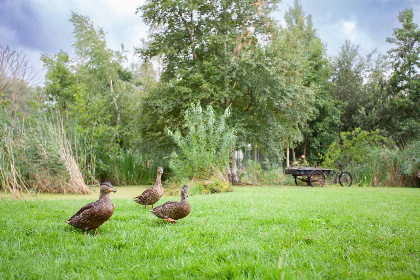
[1,187,419,278]
[41,51,78,110]
[0,108,89,195]
[190,180,231,195]
[386,8,420,95]
[323,128,419,187]
[137,0,315,158]
[322,128,393,167]
[385,8,420,144]
[239,160,264,184]
[283,1,340,164]
[114,150,158,185]
[400,141,420,178]
[167,104,236,181]
[348,143,420,188]
[5,5,420,190]
[41,12,146,184]
[331,40,367,132]
[239,159,285,185]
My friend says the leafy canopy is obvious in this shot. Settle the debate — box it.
[136,0,315,160]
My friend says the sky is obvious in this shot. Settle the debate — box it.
[1,0,419,86]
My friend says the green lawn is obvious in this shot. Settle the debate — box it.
[0,186,419,279]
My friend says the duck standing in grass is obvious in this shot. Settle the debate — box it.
[134,166,164,209]
[150,185,190,223]
[66,181,116,235]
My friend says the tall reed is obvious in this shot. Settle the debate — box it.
[0,109,90,197]
[114,149,158,185]
[348,145,419,187]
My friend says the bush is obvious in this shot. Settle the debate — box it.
[239,160,285,185]
[351,144,420,187]
[322,128,420,187]
[167,103,236,181]
[189,180,232,195]
[322,127,393,167]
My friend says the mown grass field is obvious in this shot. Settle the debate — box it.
[0,186,419,279]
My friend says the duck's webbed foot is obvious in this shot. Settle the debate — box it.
[163,218,177,223]
[95,228,98,235]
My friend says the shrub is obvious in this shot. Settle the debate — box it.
[322,128,420,187]
[322,127,393,167]
[239,160,264,185]
[188,180,232,195]
[239,159,285,185]
[167,103,236,181]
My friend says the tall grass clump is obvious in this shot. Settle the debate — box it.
[167,103,236,191]
[323,128,420,187]
[113,149,158,185]
[0,109,89,197]
[0,110,29,197]
[239,159,285,185]
[352,142,420,187]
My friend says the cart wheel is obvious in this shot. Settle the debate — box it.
[309,170,325,187]
[339,172,352,187]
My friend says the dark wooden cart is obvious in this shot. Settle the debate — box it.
[284,167,334,187]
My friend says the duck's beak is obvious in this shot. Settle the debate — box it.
[111,187,117,193]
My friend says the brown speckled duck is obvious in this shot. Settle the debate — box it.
[66,181,116,235]
[134,166,164,209]
[150,185,190,223]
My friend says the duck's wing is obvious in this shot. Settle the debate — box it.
[67,201,96,221]
[134,187,153,201]
[150,201,179,218]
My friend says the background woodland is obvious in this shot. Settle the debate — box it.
[1,0,419,196]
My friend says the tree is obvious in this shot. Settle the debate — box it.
[385,8,420,144]
[136,0,315,176]
[0,46,38,112]
[41,51,79,110]
[42,13,139,182]
[387,8,420,96]
[353,53,390,133]
[331,40,368,132]
[283,0,341,164]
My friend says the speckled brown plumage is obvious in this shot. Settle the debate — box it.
[134,166,164,209]
[150,185,190,223]
[66,181,116,235]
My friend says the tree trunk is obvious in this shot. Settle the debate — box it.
[110,79,119,186]
[230,147,239,185]
[286,143,290,168]
[292,149,296,163]
[254,146,258,162]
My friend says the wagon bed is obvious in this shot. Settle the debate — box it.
[284,167,334,187]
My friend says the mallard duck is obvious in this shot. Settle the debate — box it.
[134,166,164,209]
[66,181,116,235]
[150,185,190,223]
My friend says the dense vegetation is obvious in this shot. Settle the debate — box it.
[0,0,419,194]
[0,187,419,279]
